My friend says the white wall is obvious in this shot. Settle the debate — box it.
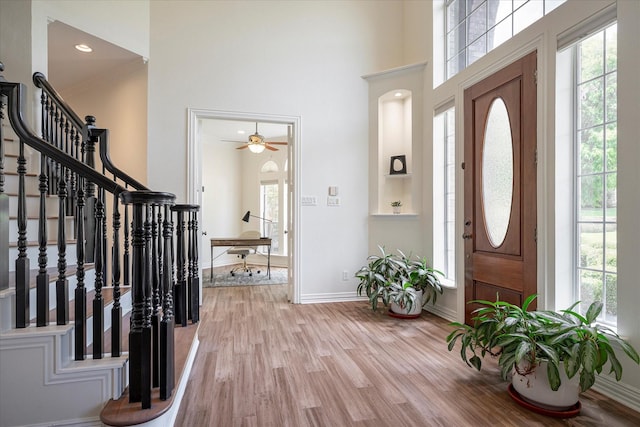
[62,59,148,186]
[147,1,405,301]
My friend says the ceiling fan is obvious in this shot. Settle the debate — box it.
[223,123,288,153]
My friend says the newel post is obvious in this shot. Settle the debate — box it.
[120,190,175,410]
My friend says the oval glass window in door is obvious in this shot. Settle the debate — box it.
[482,98,513,247]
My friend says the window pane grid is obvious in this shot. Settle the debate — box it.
[574,22,617,326]
[443,108,456,281]
[445,0,564,79]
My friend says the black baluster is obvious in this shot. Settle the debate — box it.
[123,200,130,288]
[75,178,87,360]
[111,194,122,357]
[15,140,30,328]
[160,204,175,400]
[172,207,187,327]
[36,153,49,326]
[127,199,147,406]
[190,208,200,324]
[92,185,105,359]
[0,88,9,290]
[151,205,160,388]
[84,117,97,263]
[56,163,68,325]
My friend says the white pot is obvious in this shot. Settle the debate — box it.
[390,289,423,316]
[512,361,580,410]
[393,206,401,214]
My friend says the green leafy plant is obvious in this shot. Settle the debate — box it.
[446,295,639,392]
[356,246,444,313]
[390,201,402,207]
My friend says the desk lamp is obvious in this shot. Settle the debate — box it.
[242,210,272,238]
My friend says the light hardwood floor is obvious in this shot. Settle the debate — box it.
[175,284,640,426]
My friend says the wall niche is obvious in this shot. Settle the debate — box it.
[363,62,426,216]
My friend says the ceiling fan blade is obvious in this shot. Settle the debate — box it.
[265,145,279,151]
[236,145,249,150]
[221,139,246,143]
[265,141,288,145]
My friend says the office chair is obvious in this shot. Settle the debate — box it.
[228,230,262,276]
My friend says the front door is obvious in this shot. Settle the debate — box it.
[463,51,537,324]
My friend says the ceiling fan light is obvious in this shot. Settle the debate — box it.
[248,143,265,153]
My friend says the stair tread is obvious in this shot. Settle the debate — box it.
[8,264,95,288]
[9,238,80,248]
[9,215,75,220]
[36,285,132,324]
[3,171,38,177]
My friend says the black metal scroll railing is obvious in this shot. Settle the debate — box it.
[0,62,200,410]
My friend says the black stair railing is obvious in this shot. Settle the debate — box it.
[1,62,200,410]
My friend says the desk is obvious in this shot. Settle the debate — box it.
[210,237,272,279]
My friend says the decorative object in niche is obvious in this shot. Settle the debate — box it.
[391,201,402,214]
[389,155,407,175]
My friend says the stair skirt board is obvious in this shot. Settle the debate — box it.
[0,325,128,427]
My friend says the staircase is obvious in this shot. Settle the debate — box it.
[0,63,201,427]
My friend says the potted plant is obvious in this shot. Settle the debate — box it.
[446,295,640,412]
[356,246,444,317]
[391,200,402,214]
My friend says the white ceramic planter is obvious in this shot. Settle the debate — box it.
[390,290,423,316]
[512,361,580,410]
[392,206,401,214]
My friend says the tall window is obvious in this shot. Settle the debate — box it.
[445,0,564,79]
[575,23,617,324]
[260,180,279,252]
[434,106,456,282]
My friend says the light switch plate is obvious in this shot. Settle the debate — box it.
[301,196,318,206]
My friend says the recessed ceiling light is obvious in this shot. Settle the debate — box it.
[394,92,403,97]
[75,44,93,53]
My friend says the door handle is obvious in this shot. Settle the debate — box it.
[462,233,472,240]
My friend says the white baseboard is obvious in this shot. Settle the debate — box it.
[300,291,365,304]
[592,374,640,413]
[423,303,457,322]
[24,416,101,426]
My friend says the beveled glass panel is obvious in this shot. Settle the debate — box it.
[482,98,513,247]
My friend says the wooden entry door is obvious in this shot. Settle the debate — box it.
[463,51,537,324]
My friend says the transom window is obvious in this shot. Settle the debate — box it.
[445,0,565,79]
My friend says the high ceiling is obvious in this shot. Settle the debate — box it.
[47,21,288,144]
[47,20,140,91]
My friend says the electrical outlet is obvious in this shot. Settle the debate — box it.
[342,271,348,281]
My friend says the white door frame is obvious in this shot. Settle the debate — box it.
[187,108,301,303]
